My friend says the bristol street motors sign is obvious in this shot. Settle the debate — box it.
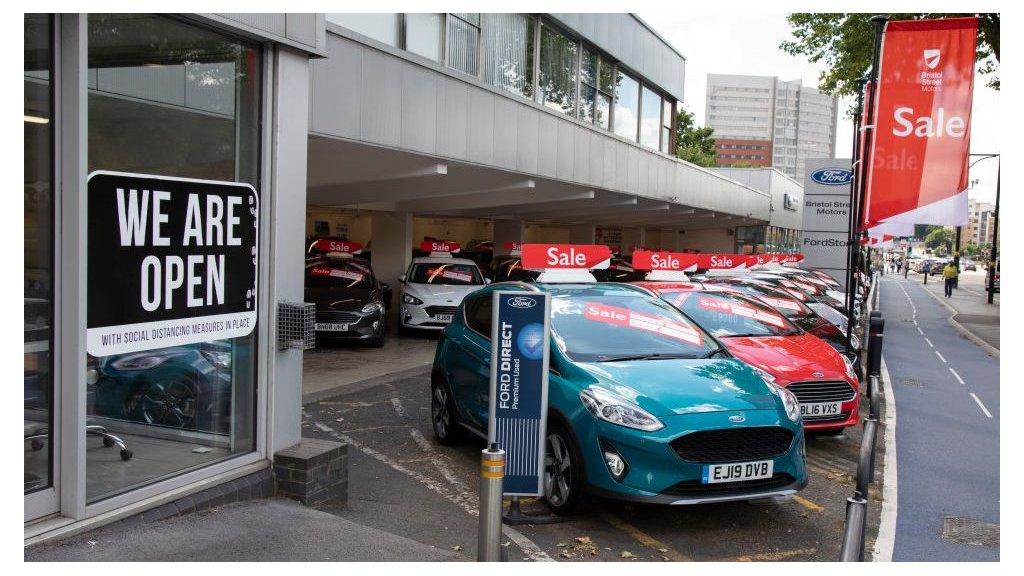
[87,171,259,356]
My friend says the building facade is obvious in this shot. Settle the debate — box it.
[711,167,804,254]
[967,198,996,247]
[705,74,838,178]
[26,12,777,541]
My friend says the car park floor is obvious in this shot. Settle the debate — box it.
[300,365,885,561]
[878,274,1000,561]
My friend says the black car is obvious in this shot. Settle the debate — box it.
[304,254,390,347]
[488,255,539,283]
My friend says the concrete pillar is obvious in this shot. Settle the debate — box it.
[569,224,595,244]
[372,211,414,297]
[271,47,310,454]
[493,219,524,256]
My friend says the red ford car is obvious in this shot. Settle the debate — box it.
[633,282,861,434]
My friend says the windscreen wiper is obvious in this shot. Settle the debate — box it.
[700,348,729,359]
[597,353,695,362]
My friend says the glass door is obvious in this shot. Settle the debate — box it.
[25,12,58,521]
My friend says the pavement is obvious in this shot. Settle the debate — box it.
[878,274,1000,561]
[899,268,999,352]
[25,498,461,561]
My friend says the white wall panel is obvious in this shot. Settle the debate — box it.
[492,97,519,170]
[467,89,495,165]
[555,120,575,181]
[515,103,539,174]
[536,113,558,178]
[359,49,402,146]
[401,65,438,154]
[438,78,469,159]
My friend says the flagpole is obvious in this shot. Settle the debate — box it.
[846,14,888,356]
[844,77,867,356]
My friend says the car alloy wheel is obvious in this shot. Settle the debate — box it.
[140,379,197,429]
[544,432,573,507]
[432,384,451,438]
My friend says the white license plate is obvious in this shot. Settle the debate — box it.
[316,322,349,332]
[433,314,454,323]
[702,460,773,484]
[800,401,842,417]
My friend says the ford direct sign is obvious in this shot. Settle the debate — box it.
[810,168,854,186]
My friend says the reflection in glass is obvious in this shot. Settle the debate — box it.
[446,13,480,76]
[613,70,640,141]
[661,99,673,153]
[537,25,577,116]
[405,13,443,62]
[640,85,661,149]
[86,14,260,503]
[483,14,534,98]
[24,13,53,496]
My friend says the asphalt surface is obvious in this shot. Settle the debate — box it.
[879,275,1000,560]
[302,365,884,561]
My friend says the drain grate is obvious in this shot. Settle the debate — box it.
[941,516,1000,548]
[899,377,924,388]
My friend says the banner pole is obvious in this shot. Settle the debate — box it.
[844,77,867,356]
[988,161,1000,304]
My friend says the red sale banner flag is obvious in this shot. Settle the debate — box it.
[861,17,977,230]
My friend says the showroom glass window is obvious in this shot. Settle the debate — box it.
[446,13,480,76]
[639,85,661,149]
[579,47,613,130]
[537,24,577,116]
[661,99,674,153]
[483,13,534,99]
[86,14,261,503]
[613,69,640,141]
[405,13,443,62]
[24,13,54,496]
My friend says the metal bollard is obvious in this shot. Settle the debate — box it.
[839,496,868,561]
[867,314,884,378]
[856,419,876,498]
[477,444,505,562]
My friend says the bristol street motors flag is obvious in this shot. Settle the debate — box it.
[861,17,978,230]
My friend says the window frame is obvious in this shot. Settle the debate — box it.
[443,12,483,78]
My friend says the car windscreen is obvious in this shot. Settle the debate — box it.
[549,290,719,362]
[664,291,800,338]
[305,260,374,289]
[724,284,813,319]
[807,302,848,332]
[408,262,483,285]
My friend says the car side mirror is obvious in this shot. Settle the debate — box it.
[398,274,407,283]
[484,278,492,284]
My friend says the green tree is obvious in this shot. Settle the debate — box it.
[780,13,1000,105]
[925,227,955,253]
[674,105,717,167]
[914,224,942,241]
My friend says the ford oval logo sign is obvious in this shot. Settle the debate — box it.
[729,414,746,423]
[810,168,854,186]
[509,296,537,309]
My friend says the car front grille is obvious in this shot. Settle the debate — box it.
[787,380,856,404]
[424,306,459,318]
[803,411,851,424]
[317,310,360,324]
[670,427,795,464]
[665,473,794,497]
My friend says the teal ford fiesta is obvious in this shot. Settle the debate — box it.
[430,281,807,514]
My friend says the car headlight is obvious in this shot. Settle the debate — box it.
[779,386,801,423]
[200,350,232,370]
[580,387,664,432]
[402,293,423,305]
[849,332,861,350]
[842,354,857,381]
[750,365,777,386]
[361,302,384,315]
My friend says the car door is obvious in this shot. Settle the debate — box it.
[450,293,494,429]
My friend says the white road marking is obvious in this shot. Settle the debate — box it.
[873,356,898,562]
[312,421,553,561]
[916,327,924,335]
[949,368,966,386]
[409,428,469,490]
[924,337,933,348]
[390,396,407,418]
[970,393,993,418]
[935,350,947,363]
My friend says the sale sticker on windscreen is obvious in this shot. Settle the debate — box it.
[427,266,474,283]
[756,296,803,313]
[309,266,366,282]
[697,296,787,328]
[583,302,703,346]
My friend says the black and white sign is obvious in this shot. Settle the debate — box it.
[87,171,259,356]
[801,159,852,289]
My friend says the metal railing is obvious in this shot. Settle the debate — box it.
[839,311,884,561]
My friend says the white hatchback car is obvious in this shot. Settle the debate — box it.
[398,254,487,332]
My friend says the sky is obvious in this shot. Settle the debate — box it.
[639,12,1001,203]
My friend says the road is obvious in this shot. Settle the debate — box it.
[301,367,882,561]
[878,274,1000,560]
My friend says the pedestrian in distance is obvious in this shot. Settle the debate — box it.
[943,260,959,298]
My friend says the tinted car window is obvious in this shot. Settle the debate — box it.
[709,280,813,319]
[549,289,718,362]
[667,291,800,338]
[409,263,483,285]
[305,259,375,289]
[463,294,492,338]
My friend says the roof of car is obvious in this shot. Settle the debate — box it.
[410,255,479,266]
